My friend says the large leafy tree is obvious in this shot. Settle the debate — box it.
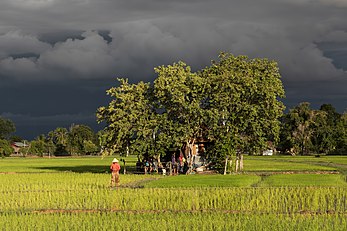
[282,102,317,155]
[28,135,47,157]
[97,79,157,157]
[97,53,285,165]
[201,54,285,159]
[279,103,346,155]
[48,127,69,155]
[310,104,341,154]
[336,112,347,153]
[153,62,207,148]
[68,124,97,155]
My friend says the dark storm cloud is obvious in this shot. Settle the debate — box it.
[0,0,347,138]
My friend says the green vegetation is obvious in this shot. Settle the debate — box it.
[1,213,346,231]
[0,213,346,231]
[97,53,286,169]
[244,158,336,171]
[0,156,346,230]
[144,175,261,188]
[258,174,347,187]
[279,102,347,155]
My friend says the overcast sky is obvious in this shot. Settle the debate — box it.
[0,0,347,139]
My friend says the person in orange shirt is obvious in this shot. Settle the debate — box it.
[110,158,121,188]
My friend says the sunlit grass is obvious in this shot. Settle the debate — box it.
[144,174,261,188]
[257,174,347,187]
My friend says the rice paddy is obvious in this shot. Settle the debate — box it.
[0,155,346,230]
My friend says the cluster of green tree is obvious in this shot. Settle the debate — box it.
[28,124,100,156]
[279,102,347,155]
[0,120,100,157]
[97,53,285,166]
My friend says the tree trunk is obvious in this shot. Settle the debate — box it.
[223,156,228,175]
[169,162,172,176]
[239,154,244,171]
[123,160,126,174]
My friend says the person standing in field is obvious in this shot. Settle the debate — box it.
[110,158,121,188]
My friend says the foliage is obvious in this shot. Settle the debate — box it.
[0,117,15,139]
[68,124,98,155]
[97,79,157,157]
[83,140,99,155]
[201,53,285,157]
[45,125,99,156]
[0,139,14,157]
[279,103,347,155]
[97,53,285,164]
[28,140,46,157]
[334,112,347,154]
[284,102,317,155]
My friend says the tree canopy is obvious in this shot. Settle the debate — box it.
[0,116,15,140]
[97,53,285,163]
[279,102,347,155]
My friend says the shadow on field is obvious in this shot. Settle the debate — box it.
[33,166,138,174]
[33,165,109,173]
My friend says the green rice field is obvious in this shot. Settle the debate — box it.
[0,155,346,230]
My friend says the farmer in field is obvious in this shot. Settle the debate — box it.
[110,158,121,188]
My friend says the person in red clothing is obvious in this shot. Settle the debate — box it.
[110,158,121,188]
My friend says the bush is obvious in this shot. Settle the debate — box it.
[0,139,14,157]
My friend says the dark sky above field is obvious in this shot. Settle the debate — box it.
[0,0,347,139]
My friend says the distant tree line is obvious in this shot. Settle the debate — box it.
[278,102,347,155]
[0,120,100,157]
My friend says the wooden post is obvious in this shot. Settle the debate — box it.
[240,154,244,171]
[169,162,172,176]
[223,156,228,175]
[229,159,233,175]
[235,156,239,173]
[123,159,126,174]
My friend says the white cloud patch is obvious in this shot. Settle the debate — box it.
[0,57,38,77]
[0,31,50,59]
[38,31,115,77]
[0,31,116,80]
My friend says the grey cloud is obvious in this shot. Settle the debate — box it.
[0,0,346,138]
[38,31,115,78]
[0,31,51,59]
[0,31,116,80]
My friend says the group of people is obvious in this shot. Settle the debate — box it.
[109,142,207,188]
